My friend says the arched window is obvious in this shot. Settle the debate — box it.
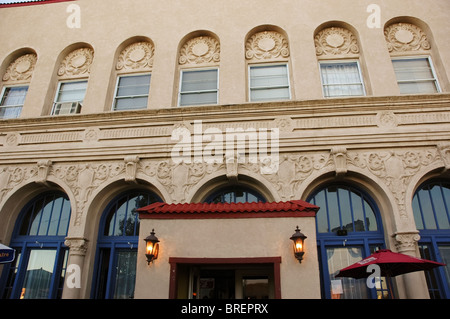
[309,184,379,234]
[412,180,450,298]
[92,190,161,299]
[204,186,266,204]
[307,183,387,299]
[0,192,71,299]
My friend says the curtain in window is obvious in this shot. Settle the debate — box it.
[113,250,137,299]
[21,250,57,299]
[320,62,365,97]
[0,86,28,119]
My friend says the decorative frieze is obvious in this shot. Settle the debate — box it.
[58,47,94,78]
[2,53,37,83]
[179,36,220,66]
[315,27,360,57]
[245,31,290,61]
[385,23,431,53]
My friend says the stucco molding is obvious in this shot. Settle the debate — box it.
[116,42,154,72]
[245,31,290,62]
[2,53,37,83]
[385,22,431,53]
[58,47,94,78]
[315,27,359,57]
[179,36,220,66]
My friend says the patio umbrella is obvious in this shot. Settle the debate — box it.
[336,249,446,298]
[0,244,16,264]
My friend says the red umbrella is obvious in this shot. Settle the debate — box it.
[336,249,446,298]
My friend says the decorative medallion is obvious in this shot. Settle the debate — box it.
[116,42,154,71]
[384,23,431,52]
[58,47,94,78]
[245,31,290,61]
[2,54,37,82]
[179,36,220,66]
[315,27,360,56]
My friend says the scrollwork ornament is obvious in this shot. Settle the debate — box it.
[384,23,431,52]
[245,31,290,61]
[116,42,154,71]
[58,48,94,78]
[315,27,360,56]
[179,36,220,66]
[3,54,37,82]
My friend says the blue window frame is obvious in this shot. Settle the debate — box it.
[204,186,266,204]
[308,184,387,299]
[0,192,71,299]
[412,179,450,299]
[92,190,161,299]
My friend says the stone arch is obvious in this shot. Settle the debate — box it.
[0,179,76,245]
[299,167,397,244]
[188,172,278,203]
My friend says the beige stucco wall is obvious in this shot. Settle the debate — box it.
[136,216,319,299]
[0,0,449,299]
[0,0,449,117]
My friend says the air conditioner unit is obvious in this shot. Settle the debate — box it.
[53,102,82,115]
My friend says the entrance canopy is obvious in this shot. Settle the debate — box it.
[0,244,15,264]
[138,200,319,219]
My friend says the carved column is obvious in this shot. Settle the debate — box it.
[63,237,88,299]
[394,232,430,298]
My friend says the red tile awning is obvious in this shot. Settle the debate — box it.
[138,200,319,220]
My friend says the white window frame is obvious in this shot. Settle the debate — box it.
[391,55,441,94]
[178,67,219,107]
[112,73,151,111]
[52,79,88,115]
[319,59,366,98]
[0,84,29,119]
[248,63,291,102]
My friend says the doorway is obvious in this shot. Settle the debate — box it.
[168,257,281,299]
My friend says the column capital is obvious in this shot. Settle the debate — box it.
[64,237,88,256]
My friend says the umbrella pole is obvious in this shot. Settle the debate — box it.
[386,275,394,299]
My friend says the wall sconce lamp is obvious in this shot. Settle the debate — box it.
[144,229,160,265]
[290,226,307,263]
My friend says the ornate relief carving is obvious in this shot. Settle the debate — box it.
[331,147,348,176]
[437,143,450,171]
[385,23,431,53]
[58,48,94,78]
[394,232,421,253]
[64,237,88,256]
[315,27,360,56]
[377,111,399,128]
[116,42,154,72]
[179,36,220,66]
[3,53,37,83]
[124,155,140,183]
[348,149,441,218]
[245,31,290,61]
[36,160,52,185]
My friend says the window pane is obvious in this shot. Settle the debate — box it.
[116,74,151,97]
[21,250,57,299]
[392,58,438,94]
[250,87,290,102]
[180,91,217,106]
[250,65,289,88]
[320,62,365,97]
[181,69,218,92]
[113,250,137,299]
[114,96,148,110]
[327,247,368,299]
[1,86,28,106]
[56,81,87,103]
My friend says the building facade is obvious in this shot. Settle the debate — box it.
[0,0,449,299]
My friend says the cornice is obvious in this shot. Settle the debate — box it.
[1,94,450,131]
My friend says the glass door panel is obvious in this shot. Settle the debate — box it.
[113,250,137,299]
[326,247,368,299]
[21,249,57,299]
